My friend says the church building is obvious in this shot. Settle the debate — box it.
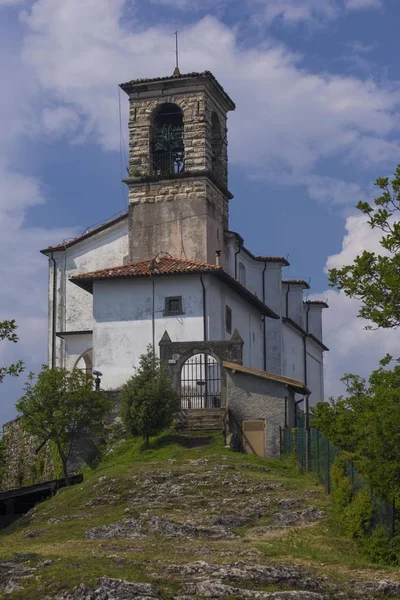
[41,70,328,408]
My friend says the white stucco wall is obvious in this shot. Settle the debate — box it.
[306,340,324,405]
[282,323,305,383]
[92,275,205,389]
[63,333,93,371]
[47,218,129,368]
[305,305,323,341]
[282,284,305,327]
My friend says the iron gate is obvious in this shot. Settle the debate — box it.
[180,353,221,409]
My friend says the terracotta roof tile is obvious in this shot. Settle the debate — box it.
[282,279,310,289]
[305,300,329,308]
[71,255,221,282]
[255,256,290,266]
[40,211,128,254]
[70,254,280,320]
[119,71,235,109]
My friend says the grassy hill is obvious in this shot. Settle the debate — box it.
[1,432,400,599]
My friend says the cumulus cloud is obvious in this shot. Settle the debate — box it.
[20,2,400,180]
[313,212,397,399]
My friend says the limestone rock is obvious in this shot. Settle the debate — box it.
[56,577,157,600]
[147,516,235,539]
[85,519,146,540]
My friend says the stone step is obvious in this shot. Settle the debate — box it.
[175,409,223,431]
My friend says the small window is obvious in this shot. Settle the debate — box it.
[164,296,183,316]
[225,305,232,334]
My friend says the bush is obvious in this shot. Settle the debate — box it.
[120,347,180,447]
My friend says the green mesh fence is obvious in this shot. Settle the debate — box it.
[281,426,397,538]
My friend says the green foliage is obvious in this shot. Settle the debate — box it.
[330,458,353,520]
[16,366,111,483]
[312,355,400,502]
[362,528,400,564]
[120,346,180,447]
[329,165,400,329]
[342,489,373,540]
[0,319,24,383]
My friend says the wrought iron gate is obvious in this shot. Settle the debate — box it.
[180,353,221,409]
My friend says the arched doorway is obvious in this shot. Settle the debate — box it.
[74,348,93,374]
[180,353,221,409]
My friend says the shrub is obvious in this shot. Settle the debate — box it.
[120,347,180,447]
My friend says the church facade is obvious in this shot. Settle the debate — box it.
[41,70,328,407]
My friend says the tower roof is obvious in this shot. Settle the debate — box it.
[119,70,235,110]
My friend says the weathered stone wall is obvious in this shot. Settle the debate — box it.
[1,391,123,491]
[2,419,57,490]
[126,88,228,187]
[128,176,229,263]
[225,370,296,459]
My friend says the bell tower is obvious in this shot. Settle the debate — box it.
[120,71,235,264]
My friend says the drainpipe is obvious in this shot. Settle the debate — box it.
[234,240,242,280]
[151,277,155,359]
[285,282,290,318]
[50,252,57,368]
[200,275,207,341]
[262,261,267,371]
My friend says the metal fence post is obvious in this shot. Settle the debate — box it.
[304,394,310,472]
[327,440,331,494]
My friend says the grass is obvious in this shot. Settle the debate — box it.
[1,431,400,599]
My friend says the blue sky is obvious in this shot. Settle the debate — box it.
[0,0,399,426]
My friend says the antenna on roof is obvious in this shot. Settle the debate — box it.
[173,31,180,77]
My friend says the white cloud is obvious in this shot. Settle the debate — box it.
[306,176,373,206]
[19,3,400,180]
[40,106,80,138]
[255,0,339,24]
[313,213,397,399]
[0,0,25,6]
[345,0,382,9]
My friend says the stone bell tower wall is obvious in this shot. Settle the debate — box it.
[120,73,235,265]
[128,175,228,264]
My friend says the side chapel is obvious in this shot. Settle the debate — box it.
[41,70,328,415]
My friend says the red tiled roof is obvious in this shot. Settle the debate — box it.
[40,211,128,254]
[305,300,329,308]
[282,279,310,289]
[71,255,222,283]
[255,256,290,266]
[70,254,280,320]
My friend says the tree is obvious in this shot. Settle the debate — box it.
[312,355,400,502]
[120,346,179,447]
[329,165,400,329]
[16,366,111,484]
[0,319,24,383]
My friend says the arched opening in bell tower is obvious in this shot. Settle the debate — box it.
[151,103,184,176]
[211,112,224,185]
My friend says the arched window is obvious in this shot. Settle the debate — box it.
[238,262,247,287]
[74,348,93,374]
[211,112,224,183]
[151,103,184,175]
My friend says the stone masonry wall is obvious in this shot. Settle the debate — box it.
[225,370,295,459]
[1,391,123,491]
[128,176,229,263]
[2,419,57,490]
[127,91,228,187]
